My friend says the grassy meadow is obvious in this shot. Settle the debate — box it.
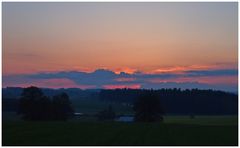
[2,115,238,146]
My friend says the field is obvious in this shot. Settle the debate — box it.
[72,99,133,114]
[2,116,238,146]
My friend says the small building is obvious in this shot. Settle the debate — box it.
[74,112,84,119]
[115,116,134,122]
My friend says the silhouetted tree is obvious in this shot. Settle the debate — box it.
[97,105,116,121]
[18,86,73,121]
[133,92,164,122]
[52,92,74,120]
[18,86,49,120]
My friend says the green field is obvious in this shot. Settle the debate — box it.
[3,116,238,146]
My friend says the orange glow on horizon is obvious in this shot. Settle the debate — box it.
[3,62,237,76]
[113,67,137,74]
[149,65,229,74]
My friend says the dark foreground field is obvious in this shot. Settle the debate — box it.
[2,116,238,146]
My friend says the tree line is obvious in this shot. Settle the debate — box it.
[18,86,74,121]
[99,88,238,115]
[16,86,164,122]
[5,87,238,122]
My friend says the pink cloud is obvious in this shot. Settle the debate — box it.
[103,84,141,89]
[149,63,237,74]
[148,75,237,85]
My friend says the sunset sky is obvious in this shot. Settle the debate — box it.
[2,2,238,92]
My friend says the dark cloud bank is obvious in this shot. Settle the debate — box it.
[3,69,238,92]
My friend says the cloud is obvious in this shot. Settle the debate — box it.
[3,68,238,92]
[185,69,238,77]
[2,75,96,89]
[103,84,141,89]
[115,77,136,82]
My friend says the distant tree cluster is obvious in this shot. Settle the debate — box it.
[96,105,116,121]
[134,92,164,122]
[18,86,74,121]
[100,88,238,115]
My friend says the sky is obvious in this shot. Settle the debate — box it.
[2,2,238,92]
